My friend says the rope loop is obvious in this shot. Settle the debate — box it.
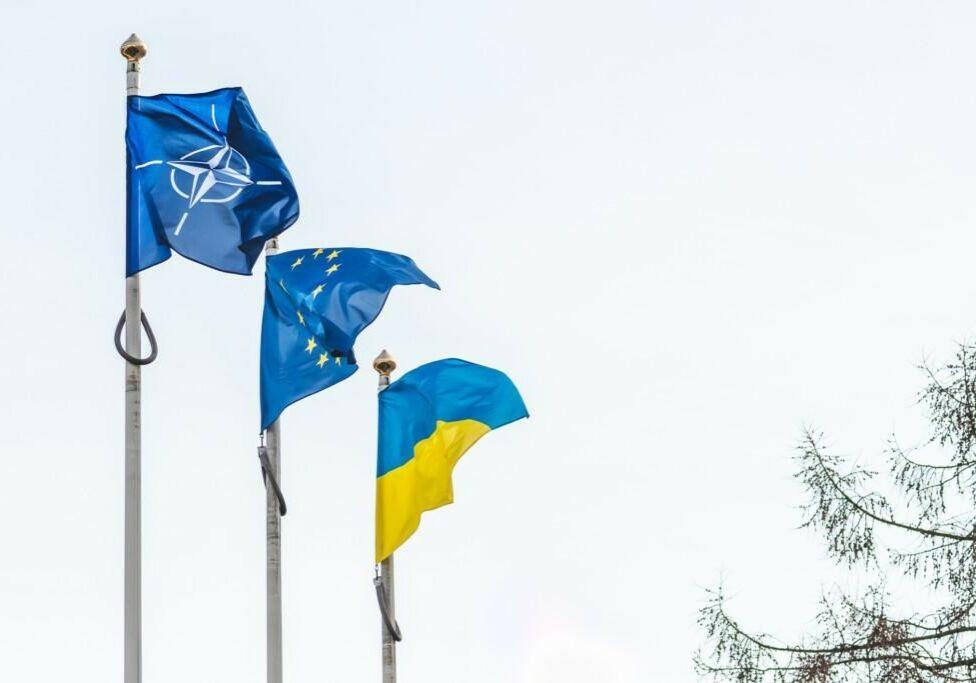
[258,445,288,516]
[114,310,158,365]
[374,575,403,641]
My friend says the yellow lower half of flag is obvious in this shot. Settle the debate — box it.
[375,418,491,562]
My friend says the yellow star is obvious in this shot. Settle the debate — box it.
[316,352,330,368]
[304,337,317,354]
[326,249,341,261]
[291,256,304,269]
[312,248,324,259]
[334,356,341,365]
[297,310,305,326]
[326,263,340,276]
[311,284,325,299]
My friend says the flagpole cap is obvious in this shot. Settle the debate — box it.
[373,350,397,377]
[120,34,148,62]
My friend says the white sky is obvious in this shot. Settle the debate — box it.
[2,2,976,681]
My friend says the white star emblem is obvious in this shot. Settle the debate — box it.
[167,142,253,208]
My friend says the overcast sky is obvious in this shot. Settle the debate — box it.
[3,2,976,681]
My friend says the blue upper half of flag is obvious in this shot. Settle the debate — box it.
[126,87,299,276]
[377,358,529,478]
[259,248,439,430]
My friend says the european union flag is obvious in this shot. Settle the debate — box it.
[260,248,439,430]
[375,358,528,561]
[126,87,299,276]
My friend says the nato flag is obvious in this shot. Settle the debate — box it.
[260,248,439,430]
[126,87,299,276]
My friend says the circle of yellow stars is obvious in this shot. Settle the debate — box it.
[288,249,344,370]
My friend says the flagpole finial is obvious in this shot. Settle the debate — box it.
[373,350,397,377]
[120,34,147,62]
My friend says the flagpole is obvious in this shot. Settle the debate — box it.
[264,237,283,683]
[120,33,147,683]
[374,350,398,683]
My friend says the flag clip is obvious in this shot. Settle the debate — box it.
[257,444,288,516]
[373,575,403,642]
[114,310,158,365]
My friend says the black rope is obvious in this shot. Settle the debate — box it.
[373,575,403,641]
[114,310,158,365]
[257,446,288,516]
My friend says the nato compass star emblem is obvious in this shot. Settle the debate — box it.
[134,103,282,236]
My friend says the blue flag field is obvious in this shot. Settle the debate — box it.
[126,87,299,276]
[259,247,439,429]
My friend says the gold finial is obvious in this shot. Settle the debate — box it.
[373,349,397,377]
[120,34,148,62]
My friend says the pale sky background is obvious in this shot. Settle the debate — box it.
[2,2,976,681]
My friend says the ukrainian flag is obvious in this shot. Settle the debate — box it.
[376,358,528,562]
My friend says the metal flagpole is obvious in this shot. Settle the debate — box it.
[120,33,147,683]
[374,350,398,683]
[264,237,283,683]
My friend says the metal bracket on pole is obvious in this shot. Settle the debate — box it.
[114,310,158,365]
[258,444,287,516]
[373,574,402,642]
